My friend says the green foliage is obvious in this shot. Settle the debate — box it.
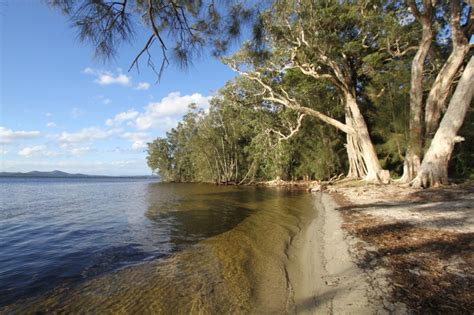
[365,58,411,175]
[147,77,346,183]
[142,0,474,183]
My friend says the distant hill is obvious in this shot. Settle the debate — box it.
[0,170,158,179]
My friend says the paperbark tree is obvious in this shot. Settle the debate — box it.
[227,1,391,183]
[424,0,472,136]
[401,0,472,183]
[400,0,433,183]
[412,56,474,188]
[228,66,389,182]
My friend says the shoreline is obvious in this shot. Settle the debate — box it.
[285,193,390,314]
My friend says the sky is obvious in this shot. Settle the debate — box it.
[0,1,236,175]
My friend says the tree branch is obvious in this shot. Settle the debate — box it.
[227,65,355,135]
[266,113,306,142]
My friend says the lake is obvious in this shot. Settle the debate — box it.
[0,178,317,313]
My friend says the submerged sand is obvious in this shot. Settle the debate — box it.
[1,191,381,314]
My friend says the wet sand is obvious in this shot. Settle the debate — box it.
[286,193,381,314]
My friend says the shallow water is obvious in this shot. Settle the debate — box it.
[0,178,317,313]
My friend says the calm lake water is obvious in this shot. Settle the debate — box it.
[0,178,317,313]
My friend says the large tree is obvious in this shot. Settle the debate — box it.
[412,56,473,187]
[400,0,434,183]
[401,0,472,183]
[227,0,395,182]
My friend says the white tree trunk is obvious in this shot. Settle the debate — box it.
[424,45,470,136]
[346,93,389,183]
[345,107,367,178]
[424,0,470,136]
[412,57,474,188]
[400,8,433,183]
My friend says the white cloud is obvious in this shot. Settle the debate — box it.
[135,82,151,90]
[96,73,131,86]
[46,122,57,128]
[83,68,131,87]
[58,127,111,144]
[0,149,8,155]
[0,127,41,144]
[103,98,112,105]
[45,112,53,117]
[18,145,57,158]
[121,132,152,150]
[134,92,210,130]
[105,110,139,127]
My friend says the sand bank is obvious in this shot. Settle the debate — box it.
[284,193,386,314]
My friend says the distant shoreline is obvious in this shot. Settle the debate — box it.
[0,175,158,179]
[0,171,158,179]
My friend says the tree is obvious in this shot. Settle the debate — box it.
[400,0,434,183]
[401,0,472,182]
[412,56,473,187]
[226,1,394,182]
[147,138,173,180]
[146,76,346,183]
[424,1,472,136]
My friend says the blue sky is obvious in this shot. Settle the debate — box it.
[0,1,236,175]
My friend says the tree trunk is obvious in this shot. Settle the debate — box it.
[401,18,433,182]
[345,93,389,183]
[424,0,470,137]
[345,106,367,178]
[412,56,474,188]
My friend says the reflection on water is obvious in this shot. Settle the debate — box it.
[0,180,317,314]
[145,184,260,250]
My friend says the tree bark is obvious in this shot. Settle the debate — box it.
[412,56,474,188]
[400,2,433,182]
[345,93,389,183]
[346,114,367,179]
[424,0,471,137]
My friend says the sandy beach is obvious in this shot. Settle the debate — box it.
[285,193,392,314]
[289,193,372,313]
[289,182,473,314]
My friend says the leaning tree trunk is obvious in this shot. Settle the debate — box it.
[412,57,474,188]
[424,0,470,137]
[345,105,367,178]
[400,3,433,183]
[345,93,389,183]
